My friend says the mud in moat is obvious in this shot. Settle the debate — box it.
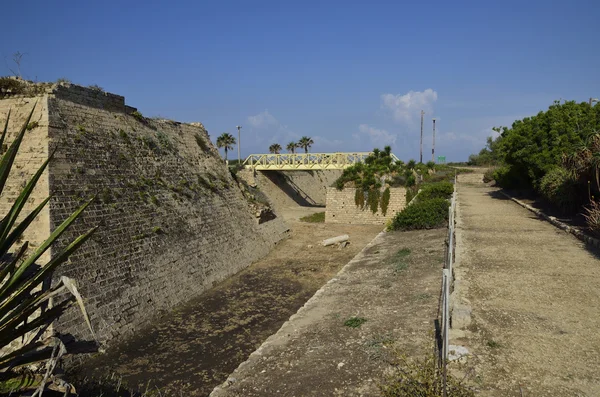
[75,221,382,396]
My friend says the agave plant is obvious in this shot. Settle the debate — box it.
[563,132,600,191]
[583,200,600,237]
[0,106,97,394]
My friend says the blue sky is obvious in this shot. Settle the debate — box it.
[3,0,599,161]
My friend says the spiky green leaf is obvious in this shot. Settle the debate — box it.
[0,198,94,298]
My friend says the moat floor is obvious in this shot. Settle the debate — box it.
[76,216,382,396]
[210,228,446,397]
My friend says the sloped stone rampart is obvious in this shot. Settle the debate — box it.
[0,85,288,346]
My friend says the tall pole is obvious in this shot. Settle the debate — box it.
[432,118,436,162]
[236,125,241,163]
[420,110,424,164]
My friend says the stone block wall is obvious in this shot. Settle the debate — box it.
[325,187,406,224]
[248,170,342,215]
[0,85,289,347]
[275,170,342,206]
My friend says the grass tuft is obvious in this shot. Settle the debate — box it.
[299,212,325,223]
[344,316,367,328]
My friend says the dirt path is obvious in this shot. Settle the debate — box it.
[76,218,382,396]
[454,178,600,396]
[211,228,446,397]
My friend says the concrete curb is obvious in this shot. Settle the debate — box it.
[498,191,600,249]
[450,183,472,333]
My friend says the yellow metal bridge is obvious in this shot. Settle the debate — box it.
[242,152,400,171]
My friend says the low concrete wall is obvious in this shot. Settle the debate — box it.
[325,187,406,224]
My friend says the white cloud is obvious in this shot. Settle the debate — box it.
[381,89,438,124]
[357,124,397,147]
[312,135,345,152]
[247,110,279,129]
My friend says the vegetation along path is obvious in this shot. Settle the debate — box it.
[454,174,600,396]
[76,217,381,396]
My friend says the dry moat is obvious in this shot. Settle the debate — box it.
[76,216,382,396]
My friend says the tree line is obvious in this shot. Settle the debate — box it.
[468,100,600,230]
[269,136,314,154]
[215,132,315,161]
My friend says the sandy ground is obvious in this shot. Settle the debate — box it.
[76,215,382,396]
[454,177,600,396]
[211,228,447,397]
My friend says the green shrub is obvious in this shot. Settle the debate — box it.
[368,188,381,213]
[483,167,496,183]
[380,348,475,397]
[390,198,449,231]
[299,212,325,223]
[381,187,391,216]
[539,167,583,214]
[334,146,400,190]
[26,121,39,130]
[156,131,173,151]
[405,186,418,204]
[131,110,144,122]
[492,165,528,189]
[418,182,453,201]
[0,77,25,97]
[390,174,406,187]
[355,188,365,208]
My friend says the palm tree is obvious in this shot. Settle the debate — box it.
[298,136,314,153]
[269,143,282,154]
[216,132,236,161]
[287,141,297,154]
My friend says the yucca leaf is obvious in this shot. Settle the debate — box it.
[0,105,35,202]
[0,153,53,251]
[0,242,28,290]
[0,291,54,334]
[61,276,98,342]
[0,372,39,393]
[0,343,55,372]
[0,341,46,369]
[0,299,73,348]
[0,108,10,152]
[0,281,66,326]
[0,226,96,321]
[0,197,50,260]
[0,284,67,334]
[0,198,94,298]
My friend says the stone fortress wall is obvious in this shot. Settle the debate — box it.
[0,83,289,346]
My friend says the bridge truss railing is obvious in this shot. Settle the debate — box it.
[242,152,400,171]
